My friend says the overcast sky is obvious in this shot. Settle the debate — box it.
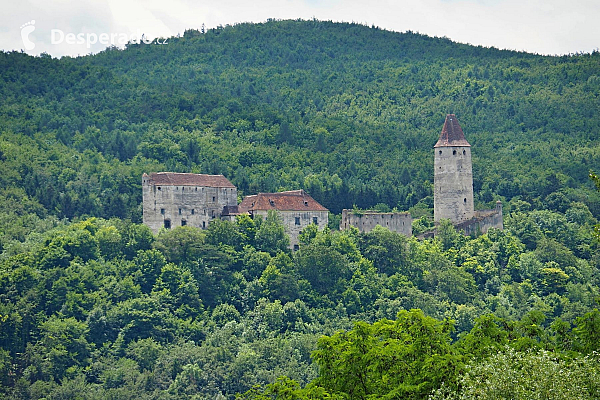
[1,0,599,58]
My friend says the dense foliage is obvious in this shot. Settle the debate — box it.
[1,19,599,399]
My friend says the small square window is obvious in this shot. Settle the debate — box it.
[164,220,171,229]
[181,220,187,226]
[293,244,299,251]
[295,217,300,225]
[160,208,165,215]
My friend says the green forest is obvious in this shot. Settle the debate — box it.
[1,19,599,399]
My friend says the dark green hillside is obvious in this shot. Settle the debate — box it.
[1,19,599,224]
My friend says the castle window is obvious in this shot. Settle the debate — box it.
[293,244,299,251]
[212,196,216,202]
[463,150,466,155]
[313,217,318,224]
[191,209,195,215]
[181,220,187,226]
[464,198,467,203]
[195,187,198,191]
[439,150,442,155]
[304,201,309,206]
[161,208,165,215]
[453,150,457,155]
[182,187,184,191]
[295,217,300,225]
[202,221,206,228]
[179,208,182,215]
[158,186,161,190]
[164,220,171,229]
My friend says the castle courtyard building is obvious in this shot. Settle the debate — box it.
[238,190,329,250]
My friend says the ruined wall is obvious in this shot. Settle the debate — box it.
[142,180,238,233]
[434,146,474,223]
[456,201,503,236]
[252,209,329,250]
[340,209,412,236]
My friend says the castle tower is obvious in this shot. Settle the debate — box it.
[434,114,474,223]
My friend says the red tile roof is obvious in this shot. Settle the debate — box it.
[434,114,471,148]
[143,172,235,188]
[239,190,328,212]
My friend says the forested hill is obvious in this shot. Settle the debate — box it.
[2,19,600,400]
[1,19,599,225]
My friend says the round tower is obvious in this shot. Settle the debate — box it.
[434,114,474,223]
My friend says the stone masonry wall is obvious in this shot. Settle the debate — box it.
[142,181,237,234]
[456,201,503,236]
[340,209,412,236]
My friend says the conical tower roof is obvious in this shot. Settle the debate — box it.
[434,114,470,147]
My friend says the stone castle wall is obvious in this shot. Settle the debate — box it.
[340,209,412,236]
[455,201,503,236]
[142,180,237,233]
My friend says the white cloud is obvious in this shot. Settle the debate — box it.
[1,0,598,57]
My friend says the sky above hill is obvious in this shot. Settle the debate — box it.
[2,0,598,57]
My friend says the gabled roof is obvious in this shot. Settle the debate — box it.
[239,190,328,212]
[434,114,471,148]
[143,172,235,188]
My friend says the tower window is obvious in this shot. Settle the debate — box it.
[463,150,466,155]
[212,196,216,202]
[179,208,182,215]
[160,208,165,215]
[464,198,467,203]
[453,150,457,155]
[191,209,195,215]
[202,221,206,228]
[439,150,442,155]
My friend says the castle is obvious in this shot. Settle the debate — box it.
[142,114,502,243]
[340,114,502,236]
[142,176,328,249]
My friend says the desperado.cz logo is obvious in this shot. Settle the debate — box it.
[51,29,168,48]
[20,21,168,51]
